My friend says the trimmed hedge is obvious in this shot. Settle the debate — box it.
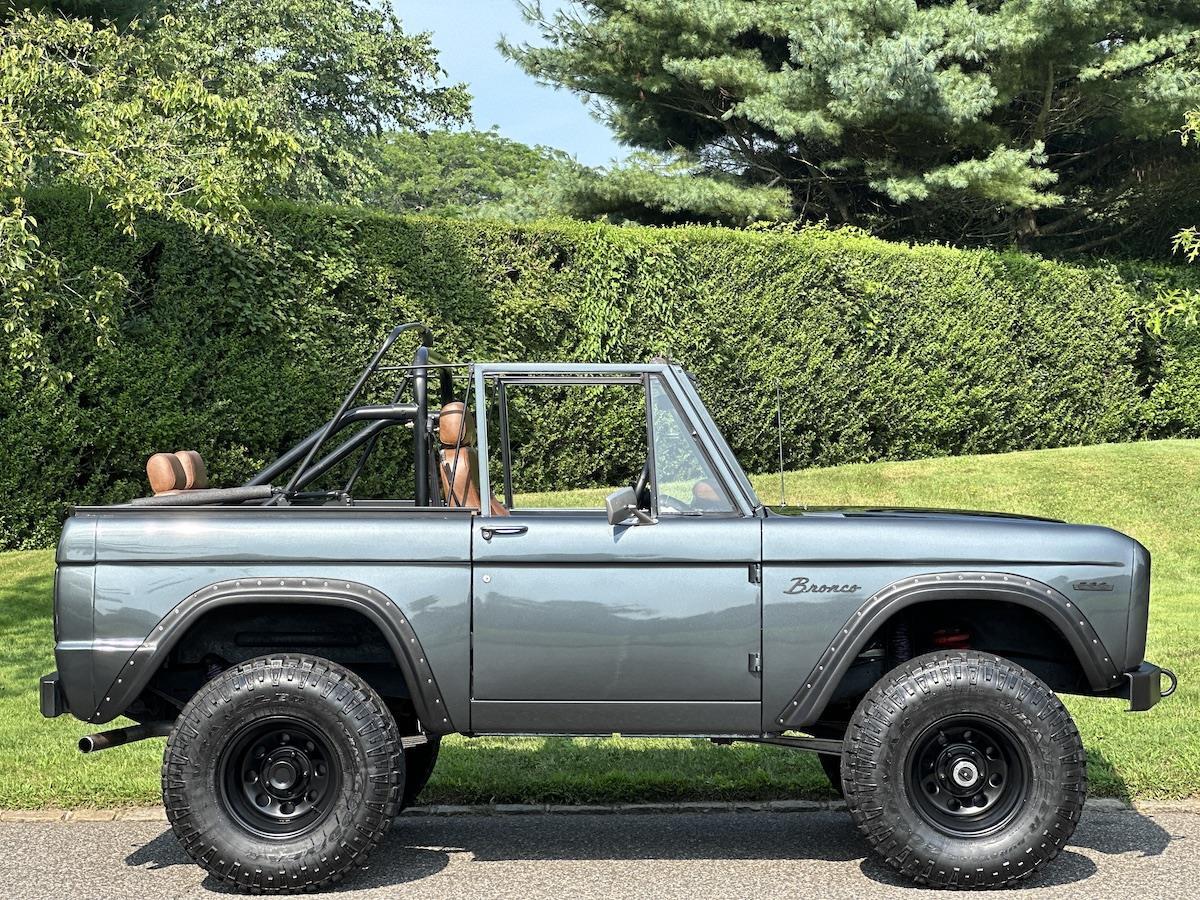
[2,191,1197,548]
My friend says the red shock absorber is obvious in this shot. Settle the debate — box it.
[931,628,971,649]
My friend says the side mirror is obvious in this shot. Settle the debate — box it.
[606,487,654,526]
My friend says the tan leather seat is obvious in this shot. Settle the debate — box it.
[437,402,508,515]
[146,450,209,495]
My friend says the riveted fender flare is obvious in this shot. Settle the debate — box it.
[88,577,456,732]
[775,571,1124,731]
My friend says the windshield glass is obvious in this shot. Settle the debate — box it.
[650,377,734,515]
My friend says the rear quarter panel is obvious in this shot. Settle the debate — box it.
[76,507,472,726]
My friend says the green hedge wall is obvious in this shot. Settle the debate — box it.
[2,191,1197,549]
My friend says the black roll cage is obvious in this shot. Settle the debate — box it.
[247,322,461,505]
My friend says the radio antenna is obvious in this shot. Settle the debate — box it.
[776,381,786,506]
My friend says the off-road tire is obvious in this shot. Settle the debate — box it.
[843,651,1086,889]
[400,735,441,810]
[163,654,403,893]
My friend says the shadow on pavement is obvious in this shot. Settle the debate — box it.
[124,802,1173,894]
[856,797,1173,890]
[858,849,1099,890]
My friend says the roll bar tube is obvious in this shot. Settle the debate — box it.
[282,323,433,496]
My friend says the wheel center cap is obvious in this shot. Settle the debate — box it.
[952,760,980,788]
[268,760,298,791]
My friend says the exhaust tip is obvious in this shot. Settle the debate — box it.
[78,736,96,753]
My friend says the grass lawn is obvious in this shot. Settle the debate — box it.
[1,439,1196,808]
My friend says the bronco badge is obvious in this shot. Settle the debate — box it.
[784,576,861,595]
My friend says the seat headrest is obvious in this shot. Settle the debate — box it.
[438,402,474,447]
[147,453,184,495]
[147,450,209,494]
[174,450,208,490]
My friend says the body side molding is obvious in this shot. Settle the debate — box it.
[776,571,1123,730]
[88,577,455,732]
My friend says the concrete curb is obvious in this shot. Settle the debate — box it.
[3,796,1195,823]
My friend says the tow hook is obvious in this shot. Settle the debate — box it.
[1162,668,1178,698]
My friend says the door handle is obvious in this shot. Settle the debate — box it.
[480,525,529,541]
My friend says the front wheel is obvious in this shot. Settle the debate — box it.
[843,651,1086,889]
[163,655,403,893]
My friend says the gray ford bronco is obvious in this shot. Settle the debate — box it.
[41,323,1175,892]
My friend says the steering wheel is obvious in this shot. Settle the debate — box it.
[657,492,696,514]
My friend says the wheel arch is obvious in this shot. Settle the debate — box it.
[777,571,1123,730]
[89,577,455,733]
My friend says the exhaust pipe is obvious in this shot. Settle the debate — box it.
[78,721,174,754]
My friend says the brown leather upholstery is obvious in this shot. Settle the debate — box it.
[438,401,473,447]
[147,453,185,495]
[147,450,209,495]
[174,450,208,490]
[437,402,508,516]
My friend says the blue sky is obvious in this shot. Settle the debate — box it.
[396,1,625,167]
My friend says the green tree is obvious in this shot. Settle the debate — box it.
[1,11,297,387]
[367,128,578,219]
[506,0,1200,253]
[1177,109,1200,262]
[367,130,791,225]
[3,1,471,386]
[173,0,471,201]
[563,150,791,225]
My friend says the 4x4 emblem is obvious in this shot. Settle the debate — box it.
[784,576,861,595]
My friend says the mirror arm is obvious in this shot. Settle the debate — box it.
[628,506,655,525]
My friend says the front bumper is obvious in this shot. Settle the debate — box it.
[40,671,65,718]
[1118,661,1177,712]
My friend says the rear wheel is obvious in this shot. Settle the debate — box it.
[843,651,1086,889]
[163,654,403,893]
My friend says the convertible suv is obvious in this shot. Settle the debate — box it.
[41,323,1174,892]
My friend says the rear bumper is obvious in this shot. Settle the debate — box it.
[1109,661,1177,712]
[40,671,65,718]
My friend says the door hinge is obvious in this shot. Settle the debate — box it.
[748,652,762,674]
[748,563,761,584]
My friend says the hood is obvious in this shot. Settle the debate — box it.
[762,504,1131,568]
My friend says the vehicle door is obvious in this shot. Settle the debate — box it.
[468,365,762,735]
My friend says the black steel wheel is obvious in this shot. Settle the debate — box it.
[163,655,403,893]
[906,715,1028,838]
[219,717,343,838]
[843,651,1086,889]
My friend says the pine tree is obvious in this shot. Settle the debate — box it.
[506,0,1200,253]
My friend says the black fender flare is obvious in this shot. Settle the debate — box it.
[89,577,456,732]
[775,571,1123,730]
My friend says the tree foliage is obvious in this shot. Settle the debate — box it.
[1176,109,1200,263]
[173,0,470,201]
[565,151,792,225]
[1,2,468,386]
[365,130,791,226]
[367,128,578,220]
[506,0,1200,253]
[0,10,297,388]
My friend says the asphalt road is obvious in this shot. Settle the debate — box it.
[1,804,1194,899]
